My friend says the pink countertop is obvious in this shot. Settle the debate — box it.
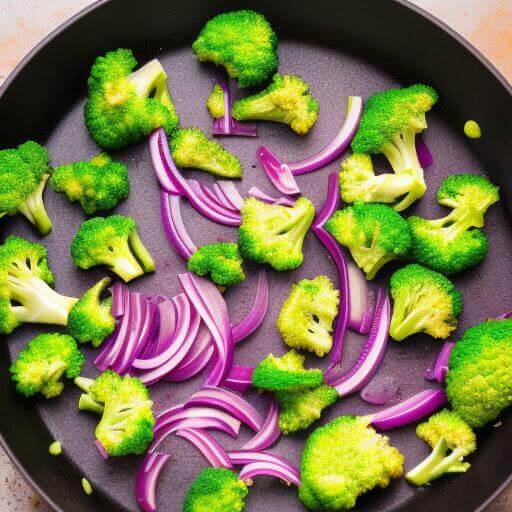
[0,1,511,511]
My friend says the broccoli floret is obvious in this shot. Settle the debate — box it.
[68,277,115,347]
[277,385,338,434]
[409,173,499,275]
[326,203,411,279]
[389,264,462,341]
[446,318,512,428]
[77,371,154,456]
[0,236,78,334]
[232,74,318,135]
[406,409,476,486]
[252,350,324,392]
[0,141,52,235]
[187,243,245,286]
[10,333,84,399]
[192,10,277,88]
[207,84,225,119]
[238,196,315,271]
[300,416,404,510]
[170,128,242,178]
[71,215,155,282]
[183,467,248,512]
[51,153,129,214]
[339,153,425,211]
[84,48,178,150]
[277,276,339,357]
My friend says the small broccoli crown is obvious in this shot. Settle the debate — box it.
[68,277,115,347]
[389,264,462,341]
[446,319,512,428]
[51,153,129,214]
[277,385,338,434]
[326,203,411,279]
[352,84,438,155]
[187,243,245,286]
[71,215,154,282]
[84,48,178,150]
[183,468,248,512]
[238,196,315,271]
[300,416,404,510]
[252,350,324,392]
[206,84,225,119]
[170,128,242,178]
[10,333,84,399]
[277,276,339,357]
[232,74,319,135]
[192,10,278,88]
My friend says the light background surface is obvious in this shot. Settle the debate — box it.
[0,0,511,510]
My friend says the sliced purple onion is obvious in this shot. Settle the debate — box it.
[425,341,454,383]
[175,428,233,469]
[247,187,296,207]
[149,129,180,194]
[110,282,126,318]
[148,299,177,359]
[361,376,399,405]
[224,365,255,394]
[94,439,109,460]
[228,451,299,478]
[188,179,242,222]
[496,311,512,320]
[256,146,300,195]
[416,134,434,169]
[216,180,245,211]
[199,182,234,211]
[211,183,240,213]
[347,262,377,334]
[239,461,300,487]
[135,451,171,512]
[242,397,280,451]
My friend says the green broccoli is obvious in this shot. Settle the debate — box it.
[232,74,319,135]
[277,385,338,434]
[389,264,462,341]
[339,153,425,211]
[0,140,52,235]
[84,48,178,150]
[207,84,225,119]
[183,467,248,512]
[299,416,404,510]
[10,333,84,399]
[326,203,412,279]
[238,196,315,271]
[446,318,512,428]
[277,276,339,357]
[51,153,129,214]
[192,10,277,89]
[170,128,242,178]
[187,243,245,286]
[406,409,476,486]
[0,236,77,334]
[252,350,324,392]
[68,277,115,347]
[409,173,499,275]
[76,371,154,456]
[71,215,155,282]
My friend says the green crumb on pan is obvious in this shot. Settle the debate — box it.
[464,120,481,139]
[48,441,62,456]
[81,478,93,495]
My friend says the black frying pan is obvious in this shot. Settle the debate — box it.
[1,1,512,511]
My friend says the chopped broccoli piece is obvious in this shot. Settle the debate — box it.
[84,48,178,150]
[277,276,339,357]
[68,277,115,347]
[406,409,476,486]
[464,120,481,139]
[326,203,411,279]
[207,84,225,119]
[71,215,155,282]
[300,416,404,510]
[170,128,242,178]
[277,385,338,434]
[187,243,245,286]
[409,173,499,275]
[10,333,84,399]
[0,140,52,235]
[238,196,315,271]
[0,236,78,334]
[446,318,512,428]
[51,153,129,214]
[252,350,324,392]
[192,10,278,88]
[389,264,462,341]
[81,478,93,496]
[49,441,62,456]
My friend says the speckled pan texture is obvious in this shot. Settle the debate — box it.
[1,2,512,512]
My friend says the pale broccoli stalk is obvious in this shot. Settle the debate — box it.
[75,376,105,415]
[389,264,462,341]
[406,409,476,486]
[277,276,339,357]
[71,215,155,282]
[10,333,84,399]
[238,197,315,271]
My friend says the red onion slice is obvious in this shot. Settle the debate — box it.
[149,299,177,358]
[224,365,255,394]
[94,439,109,460]
[247,187,296,207]
[496,311,512,319]
[216,180,245,211]
[110,282,126,318]
[149,129,180,194]
[242,397,280,451]
[188,179,242,222]
[416,133,434,169]
[257,146,300,195]
[228,451,299,478]
[347,262,377,334]
[239,461,300,487]
[425,341,454,383]
[361,376,399,405]
[135,451,171,512]
[175,428,233,469]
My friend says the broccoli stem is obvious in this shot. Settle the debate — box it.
[390,306,436,341]
[74,376,95,393]
[234,95,284,121]
[102,250,144,282]
[431,208,486,239]
[17,174,52,235]
[79,394,104,415]
[351,247,394,280]
[128,231,155,273]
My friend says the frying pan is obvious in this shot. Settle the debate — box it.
[1,0,512,511]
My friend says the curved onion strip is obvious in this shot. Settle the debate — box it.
[199,182,234,211]
[416,134,434,169]
[496,311,512,320]
[135,451,171,512]
[129,299,160,370]
[175,428,233,469]
[247,186,296,207]
[239,461,300,487]
[425,341,454,383]
[149,129,180,193]
[224,365,255,394]
[110,282,126,318]
[217,180,245,211]
[361,376,399,405]
[187,179,242,222]
[147,299,177,359]
[257,146,300,195]
[242,397,280,451]
[228,451,299,478]
[346,262,377,334]
[95,439,109,460]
